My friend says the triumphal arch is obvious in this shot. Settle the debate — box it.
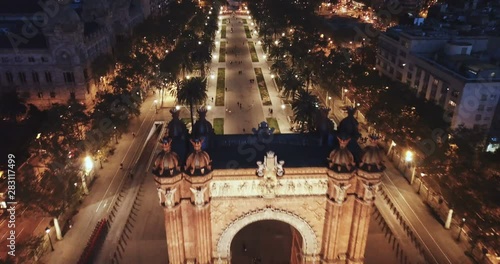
[152,108,385,264]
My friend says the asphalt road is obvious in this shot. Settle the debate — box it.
[40,95,160,264]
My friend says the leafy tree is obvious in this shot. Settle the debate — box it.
[177,77,208,127]
[90,53,115,80]
[0,91,27,121]
[281,69,305,99]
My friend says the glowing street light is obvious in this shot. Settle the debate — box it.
[175,105,181,111]
[84,156,93,174]
[207,105,212,110]
[45,227,54,251]
[271,74,275,79]
[405,150,413,162]
[281,104,286,109]
[274,40,279,45]
[210,74,215,79]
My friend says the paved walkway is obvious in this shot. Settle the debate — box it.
[206,13,292,134]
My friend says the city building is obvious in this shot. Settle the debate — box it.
[376,23,500,150]
[0,0,158,109]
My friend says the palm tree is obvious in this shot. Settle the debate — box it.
[281,69,305,99]
[292,90,320,132]
[177,77,208,127]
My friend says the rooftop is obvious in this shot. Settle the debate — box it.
[167,133,343,170]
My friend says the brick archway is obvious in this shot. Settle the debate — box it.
[216,207,318,260]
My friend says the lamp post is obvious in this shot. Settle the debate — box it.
[45,227,54,251]
[457,218,466,241]
[154,99,158,114]
[97,150,103,169]
[82,156,92,194]
[114,126,118,144]
[342,88,348,103]
[405,150,415,183]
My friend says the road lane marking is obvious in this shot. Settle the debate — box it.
[95,100,156,213]
[383,172,453,264]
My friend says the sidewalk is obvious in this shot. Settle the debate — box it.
[40,95,159,264]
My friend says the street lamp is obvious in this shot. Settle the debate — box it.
[418,172,426,194]
[45,227,54,251]
[405,150,413,162]
[457,218,466,241]
[114,126,118,144]
[97,150,103,169]
[342,89,348,102]
[281,104,286,110]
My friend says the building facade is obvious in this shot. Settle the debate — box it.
[376,25,500,144]
[151,110,386,263]
[0,0,156,109]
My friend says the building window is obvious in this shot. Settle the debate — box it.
[45,71,52,83]
[490,94,497,100]
[32,72,39,83]
[41,57,49,62]
[28,57,35,62]
[63,72,75,84]
[50,92,56,98]
[18,72,27,84]
[1,57,8,63]
[396,71,403,81]
[478,105,485,111]
[475,114,482,121]
[486,106,493,112]
[6,72,14,84]
[480,94,487,101]
[70,92,76,99]
[14,56,22,62]
[484,116,491,121]
[461,47,467,54]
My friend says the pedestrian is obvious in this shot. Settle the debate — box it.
[129,172,134,179]
[243,128,246,133]
[226,87,228,91]
[132,132,135,138]
[120,163,123,169]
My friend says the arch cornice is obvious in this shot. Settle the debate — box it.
[216,207,318,259]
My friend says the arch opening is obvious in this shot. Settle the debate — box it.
[216,208,318,261]
[230,220,302,264]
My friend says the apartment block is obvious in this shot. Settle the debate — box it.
[376,24,500,149]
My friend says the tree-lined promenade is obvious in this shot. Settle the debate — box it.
[247,0,499,256]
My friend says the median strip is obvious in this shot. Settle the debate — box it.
[266,118,281,134]
[219,41,226,63]
[213,118,224,135]
[248,41,258,62]
[221,25,226,39]
[216,68,225,106]
[244,25,251,38]
[254,68,271,106]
